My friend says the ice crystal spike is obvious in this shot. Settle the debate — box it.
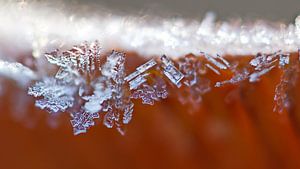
[201,52,229,70]
[160,55,184,88]
[215,68,249,87]
[28,77,77,113]
[70,110,99,135]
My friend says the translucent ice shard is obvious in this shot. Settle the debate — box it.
[201,52,229,70]
[215,68,250,87]
[160,55,184,87]
[125,59,157,90]
[128,73,149,90]
[125,59,157,82]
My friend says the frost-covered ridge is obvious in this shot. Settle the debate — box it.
[1,1,300,58]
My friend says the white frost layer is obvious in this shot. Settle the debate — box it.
[0,1,300,58]
[0,59,37,86]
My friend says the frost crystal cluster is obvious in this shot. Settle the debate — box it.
[28,42,184,135]
[26,40,300,135]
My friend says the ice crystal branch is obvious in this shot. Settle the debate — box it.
[28,77,77,113]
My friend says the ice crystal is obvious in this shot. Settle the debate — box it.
[28,77,77,113]
[45,41,101,75]
[199,52,231,75]
[248,51,291,83]
[178,55,211,104]
[70,110,100,135]
[201,52,230,70]
[28,42,99,114]
[100,51,134,133]
[125,59,157,90]
[125,59,157,82]
[273,62,299,113]
[160,55,184,88]
[215,51,291,86]
[131,82,168,105]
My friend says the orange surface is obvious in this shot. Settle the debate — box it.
[0,53,300,169]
